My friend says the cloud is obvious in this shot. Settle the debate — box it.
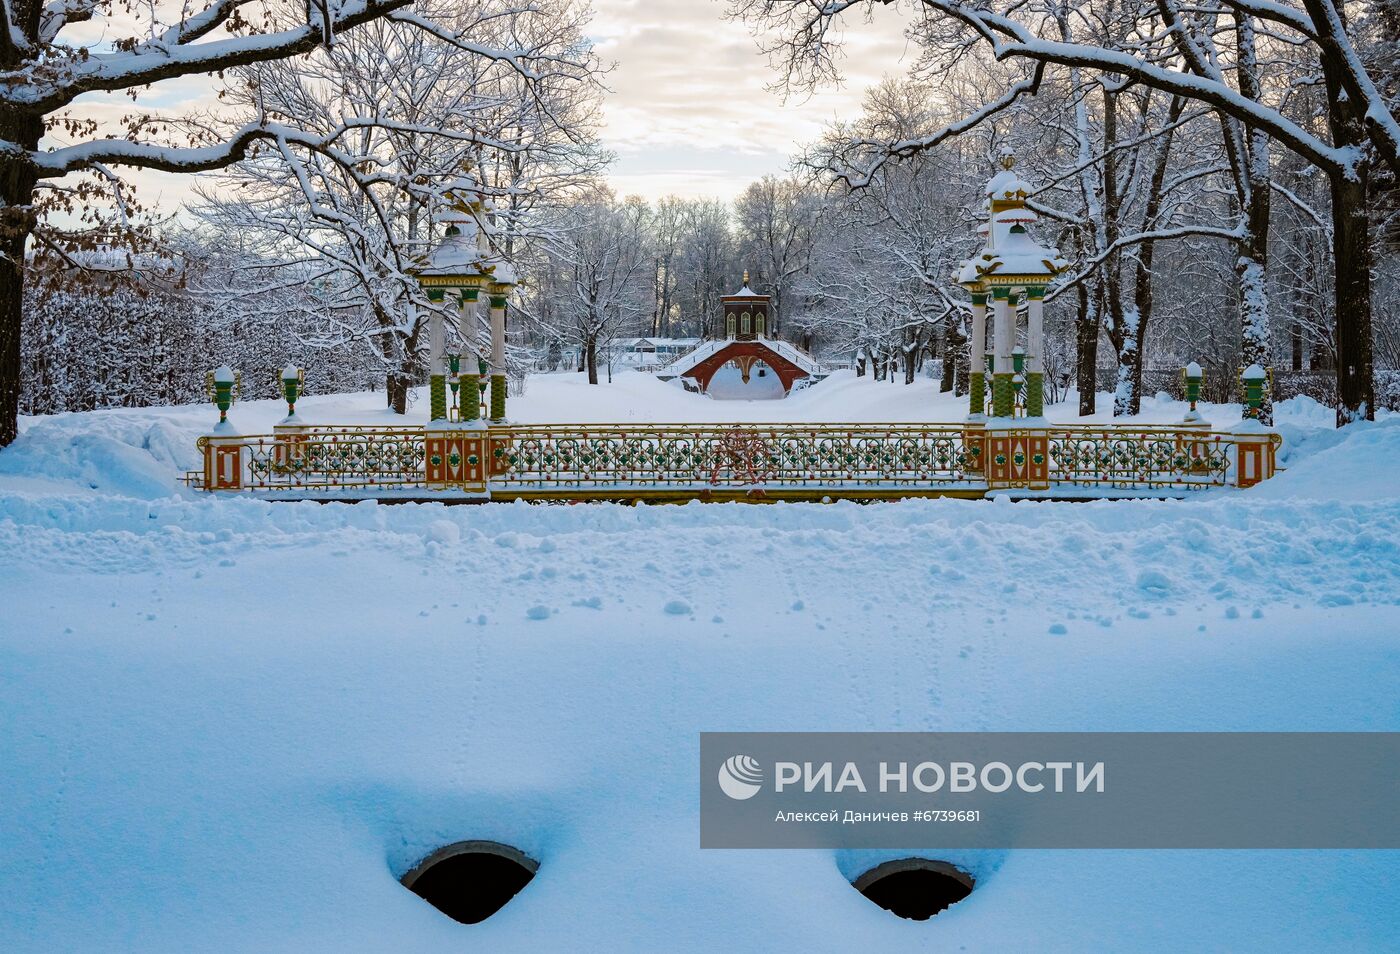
[593,0,912,200]
[45,0,913,218]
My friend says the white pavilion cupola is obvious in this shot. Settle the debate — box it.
[955,150,1067,420]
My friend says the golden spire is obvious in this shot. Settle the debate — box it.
[1000,151,1015,171]
[743,269,750,285]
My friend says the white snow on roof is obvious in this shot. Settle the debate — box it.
[418,229,485,276]
[982,226,1066,279]
[994,207,1038,224]
[485,258,518,286]
[957,250,991,286]
[986,168,1034,198]
[660,338,824,378]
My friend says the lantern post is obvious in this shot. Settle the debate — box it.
[208,366,239,430]
[271,364,309,469]
[279,364,304,422]
[1181,361,1204,423]
[446,353,461,419]
[1174,361,1212,473]
[202,366,244,490]
[1224,364,1278,488]
[1241,364,1267,419]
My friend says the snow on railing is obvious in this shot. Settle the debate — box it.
[655,337,828,377]
[187,421,1278,498]
[1045,426,1236,490]
[494,422,974,492]
[760,338,825,375]
[655,339,729,375]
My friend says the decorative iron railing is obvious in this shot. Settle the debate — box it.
[493,423,976,492]
[188,421,1278,497]
[1046,426,1240,490]
[198,427,427,491]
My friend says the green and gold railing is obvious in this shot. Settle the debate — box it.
[492,423,979,496]
[1045,426,1248,491]
[188,421,1279,498]
[196,427,427,491]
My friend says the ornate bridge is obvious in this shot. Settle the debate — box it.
[190,421,1277,502]
[189,161,1286,504]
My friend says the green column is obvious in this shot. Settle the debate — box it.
[1025,373,1044,418]
[461,371,480,422]
[991,287,1015,418]
[968,292,986,418]
[490,374,506,421]
[992,373,1015,418]
[489,290,509,422]
[426,288,448,421]
[460,289,481,422]
[1025,286,1045,418]
[430,375,447,421]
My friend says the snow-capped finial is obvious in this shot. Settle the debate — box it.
[986,147,1033,204]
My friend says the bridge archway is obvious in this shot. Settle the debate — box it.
[681,341,809,394]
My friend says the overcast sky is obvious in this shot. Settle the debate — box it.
[74,0,912,214]
[591,0,912,201]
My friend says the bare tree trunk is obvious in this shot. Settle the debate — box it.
[941,313,963,393]
[1318,9,1376,423]
[1075,282,1101,417]
[585,334,599,385]
[0,233,24,447]
[1331,169,1374,422]
[0,109,42,447]
[388,375,408,415]
[1101,88,1135,419]
[1117,96,1184,417]
[1233,13,1275,425]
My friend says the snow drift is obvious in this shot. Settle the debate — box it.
[1,374,1396,951]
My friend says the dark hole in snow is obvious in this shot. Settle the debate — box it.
[401,841,538,924]
[852,859,973,921]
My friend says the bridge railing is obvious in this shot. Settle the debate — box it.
[494,423,976,492]
[1045,425,1240,491]
[189,421,1278,497]
[197,427,428,492]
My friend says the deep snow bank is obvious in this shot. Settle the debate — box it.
[1260,416,1400,501]
[0,428,184,499]
[1,379,1397,951]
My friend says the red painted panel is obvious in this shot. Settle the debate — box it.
[682,342,809,394]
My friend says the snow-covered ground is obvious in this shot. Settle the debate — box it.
[1,371,1397,950]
